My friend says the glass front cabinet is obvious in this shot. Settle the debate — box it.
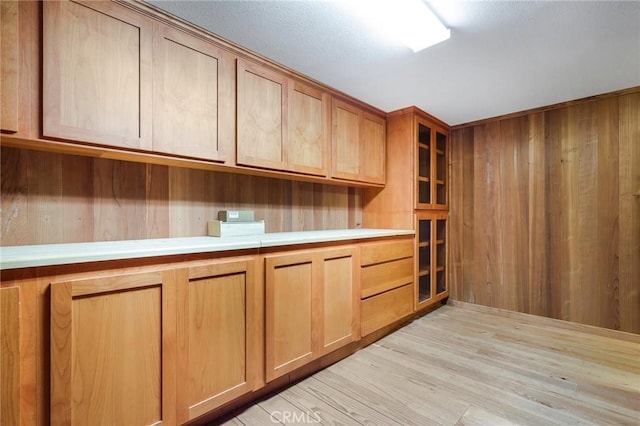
[414,114,449,310]
[363,107,449,313]
[416,118,448,210]
[416,211,448,309]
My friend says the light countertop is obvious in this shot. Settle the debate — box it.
[0,228,414,270]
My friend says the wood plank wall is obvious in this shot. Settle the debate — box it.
[0,147,362,245]
[449,89,640,334]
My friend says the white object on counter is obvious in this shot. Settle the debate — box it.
[207,220,265,237]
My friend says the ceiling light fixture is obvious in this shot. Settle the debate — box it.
[341,0,450,52]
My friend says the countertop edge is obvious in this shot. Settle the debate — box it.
[0,229,415,270]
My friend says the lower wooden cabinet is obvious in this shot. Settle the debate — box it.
[360,238,415,336]
[48,256,260,426]
[175,258,259,423]
[416,211,449,311]
[50,270,176,426]
[0,286,20,426]
[265,246,358,382]
[2,237,410,425]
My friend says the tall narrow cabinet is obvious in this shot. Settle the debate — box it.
[363,107,449,312]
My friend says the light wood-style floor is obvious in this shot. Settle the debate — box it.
[219,302,640,425]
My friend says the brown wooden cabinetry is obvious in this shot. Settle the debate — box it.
[152,24,235,162]
[50,270,176,426]
[0,1,18,134]
[175,257,259,423]
[416,211,449,309]
[360,238,414,336]
[265,246,358,382]
[0,286,20,426]
[237,59,329,176]
[332,98,385,185]
[43,0,153,150]
[363,107,450,312]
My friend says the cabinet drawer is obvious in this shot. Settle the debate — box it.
[360,239,413,266]
[361,283,413,337]
[361,257,413,298]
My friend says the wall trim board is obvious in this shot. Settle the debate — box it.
[451,86,640,130]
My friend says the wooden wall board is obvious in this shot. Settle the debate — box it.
[449,90,640,334]
[0,147,362,245]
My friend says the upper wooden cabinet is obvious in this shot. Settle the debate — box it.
[332,98,385,185]
[416,117,448,209]
[0,1,18,134]
[152,24,235,162]
[288,82,330,176]
[43,0,152,150]
[24,0,385,186]
[237,59,329,176]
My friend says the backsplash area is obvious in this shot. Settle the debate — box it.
[1,147,362,246]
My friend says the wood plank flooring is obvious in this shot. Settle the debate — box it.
[216,302,640,425]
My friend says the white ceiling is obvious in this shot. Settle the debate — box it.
[147,0,640,126]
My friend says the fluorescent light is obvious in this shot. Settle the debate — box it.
[341,0,450,52]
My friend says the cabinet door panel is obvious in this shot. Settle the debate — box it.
[0,287,20,426]
[1,0,18,133]
[177,259,257,422]
[50,271,175,426]
[237,60,287,170]
[332,99,361,181]
[43,0,152,150]
[265,253,314,381]
[360,113,386,184]
[288,82,329,176]
[153,26,234,161]
[321,248,358,354]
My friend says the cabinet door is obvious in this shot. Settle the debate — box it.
[331,99,361,182]
[1,286,20,426]
[287,82,329,176]
[1,0,18,133]
[416,211,448,311]
[50,270,176,426]
[265,252,315,382]
[360,112,386,184]
[175,258,258,423]
[332,98,386,185]
[237,59,288,170]
[416,118,448,209]
[152,24,234,162]
[320,247,359,354]
[43,0,152,150]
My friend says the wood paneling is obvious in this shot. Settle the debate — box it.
[0,147,362,245]
[449,89,640,333]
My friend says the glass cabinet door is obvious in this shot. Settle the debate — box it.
[417,217,431,304]
[417,123,431,206]
[435,131,447,206]
[415,212,448,310]
[416,120,447,209]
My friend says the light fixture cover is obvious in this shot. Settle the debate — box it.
[342,0,450,52]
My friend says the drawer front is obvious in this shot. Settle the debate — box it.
[361,257,413,298]
[360,239,413,267]
[361,283,413,337]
